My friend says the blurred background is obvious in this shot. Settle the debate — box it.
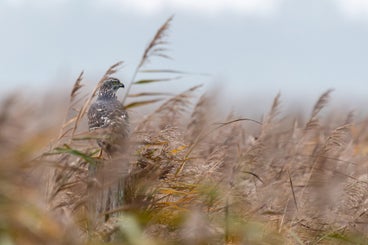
[3,2,368,244]
[1,0,368,114]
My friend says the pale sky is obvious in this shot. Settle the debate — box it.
[1,0,368,109]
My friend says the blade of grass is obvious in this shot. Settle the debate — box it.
[134,76,183,85]
[128,92,174,97]
[125,99,164,110]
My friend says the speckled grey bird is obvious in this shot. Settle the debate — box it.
[87,77,129,154]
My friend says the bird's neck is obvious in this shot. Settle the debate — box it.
[97,90,117,100]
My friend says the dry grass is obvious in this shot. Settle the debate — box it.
[1,17,368,245]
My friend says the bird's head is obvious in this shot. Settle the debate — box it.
[97,77,125,99]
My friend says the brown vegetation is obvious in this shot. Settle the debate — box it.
[1,17,368,244]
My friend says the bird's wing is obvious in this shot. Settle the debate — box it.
[87,101,111,130]
[87,100,128,131]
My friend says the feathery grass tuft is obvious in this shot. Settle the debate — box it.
[2,16,368,245]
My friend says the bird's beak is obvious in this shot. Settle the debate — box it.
[120,83,125,88]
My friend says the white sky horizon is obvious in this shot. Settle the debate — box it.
[1,0,368,111]
[4,0,368,18]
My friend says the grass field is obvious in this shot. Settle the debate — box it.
[1,17,368,245]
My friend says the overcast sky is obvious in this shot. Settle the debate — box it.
[1,0,368,108]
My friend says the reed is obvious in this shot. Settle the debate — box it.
[0,16,367,244]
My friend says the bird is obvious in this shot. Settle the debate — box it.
[87,77,129,155]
